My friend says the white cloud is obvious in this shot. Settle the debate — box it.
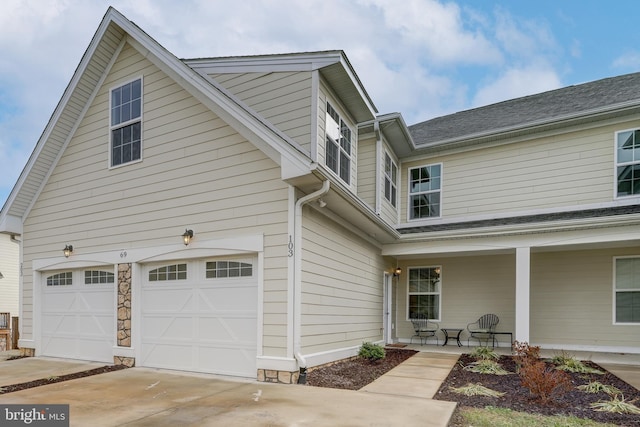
[612,51,640,72]
[0,0,574,203]
[472,65,562,108]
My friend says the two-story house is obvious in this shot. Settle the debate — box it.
[0,7,638,382]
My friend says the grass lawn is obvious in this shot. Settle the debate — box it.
[451,406,619,427]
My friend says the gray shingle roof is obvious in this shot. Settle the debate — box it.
[409,72,640,146]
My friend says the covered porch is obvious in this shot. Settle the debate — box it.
[383,225,640,356]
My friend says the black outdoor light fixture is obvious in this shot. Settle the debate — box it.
[393,266,402,277]
[182,229,194,246]
[63,244,73,258]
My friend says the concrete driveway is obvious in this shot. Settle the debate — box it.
[0,358,456,426]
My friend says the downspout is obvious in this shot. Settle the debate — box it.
[293,180,330,382]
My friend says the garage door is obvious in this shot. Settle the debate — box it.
[41,269,115,362]
[141,258,258,377]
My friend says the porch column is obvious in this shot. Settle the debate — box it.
[515,247,530,343]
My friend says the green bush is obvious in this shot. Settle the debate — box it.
[358,342,386,362]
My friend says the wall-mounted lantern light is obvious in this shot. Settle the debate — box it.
[182,229,194,246]
[63,245,74,258]
[393,266,402,277]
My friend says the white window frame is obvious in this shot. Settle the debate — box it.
[325,102,352,185]
[614,128,640,199]
[613,256,640,324]
[408,163,442,220]
[384,152,397,208]
[406,266,442,322]
[109,76,143,168]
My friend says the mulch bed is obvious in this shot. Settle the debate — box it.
[434,354,640,426]
[306,349,640,425]
[0,363,127,395]
[306,348,417,390]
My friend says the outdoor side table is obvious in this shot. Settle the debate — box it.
[441,328,463,347]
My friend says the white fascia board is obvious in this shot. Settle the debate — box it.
[1,10,123,221]
[185,51,343,74]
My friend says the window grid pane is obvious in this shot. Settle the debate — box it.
[84,270,115,285]
[47,272,73,286]
[409,164,441,219]
[324,102,352,185]
[408,267,441,320]
[616,129,640,196]
[615,258,640,323]
[111,79,142,167]
[148,264,187,282]
[206,261,253,279]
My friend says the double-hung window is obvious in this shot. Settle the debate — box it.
[614,257,640,323]
[110,78,142,167]
[407,267,441,320]
[384,153,397,207]
[409,164,441,219]
[616,129,640,197]
[325,102,352,184]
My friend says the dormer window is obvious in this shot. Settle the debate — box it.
[325,102,352,184]
[110,78,142,167]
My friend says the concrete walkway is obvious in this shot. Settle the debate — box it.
[362,351,459,399]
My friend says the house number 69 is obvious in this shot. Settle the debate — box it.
[120,251,127,258]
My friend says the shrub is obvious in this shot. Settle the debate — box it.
[464,359,511,375]
[512,340,540,372]
[519,360,572,405]
[470,346,499,361]
[590,395,640,414]
[358,342,385,362]
[450,383,505,397]
[577,381,621,396]
[553,357,604,375]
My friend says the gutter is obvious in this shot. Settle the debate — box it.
[293,180,330,379]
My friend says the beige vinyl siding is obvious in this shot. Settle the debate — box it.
[401,121,636,222]
[396,254,516,343]
[300,206,388,354]
[531,248,640,349]
[210,71,312,154]
[357,135,376,208]
[21,43,291,358]
[317,80,358,192]
[0,236,19,317]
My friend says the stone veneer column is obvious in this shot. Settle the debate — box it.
[115,263,135,367]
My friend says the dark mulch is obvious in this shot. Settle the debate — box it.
[306,350,640,425]
[0,364,127,395]
[435,354,640,426]
[306,348,417,390]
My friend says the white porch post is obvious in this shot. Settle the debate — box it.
[515,247,530,343]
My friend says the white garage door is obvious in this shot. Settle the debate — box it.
[141,258,258,377]
[41,269,115,362]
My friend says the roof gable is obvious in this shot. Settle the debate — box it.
[0,7,313,234]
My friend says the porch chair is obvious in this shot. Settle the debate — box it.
[410,315,439,345]
[0,312,10,351]
[467,313,499,347]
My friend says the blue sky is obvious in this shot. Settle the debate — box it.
[2,0,640,208]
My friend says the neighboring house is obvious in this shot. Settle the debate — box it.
[0,7,638,380]
[0,234,19,317]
